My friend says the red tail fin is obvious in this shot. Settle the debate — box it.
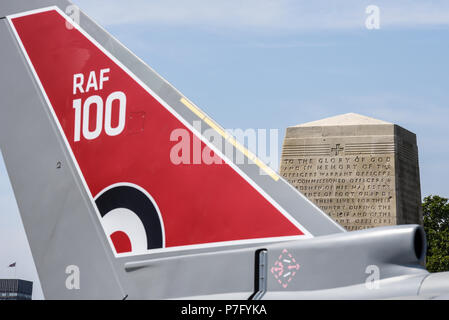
[9,7,312,257]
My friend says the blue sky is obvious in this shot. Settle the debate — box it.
[1,0,448,299]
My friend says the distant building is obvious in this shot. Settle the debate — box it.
[0,279,33,300]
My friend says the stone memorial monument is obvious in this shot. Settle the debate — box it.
[280,113,422,231]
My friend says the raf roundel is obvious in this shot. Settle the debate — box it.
[95,184,165,255]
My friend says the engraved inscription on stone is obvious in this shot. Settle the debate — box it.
[280,113,422,231]
[281,147,395,230]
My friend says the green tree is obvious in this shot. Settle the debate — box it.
[423,195,449,272]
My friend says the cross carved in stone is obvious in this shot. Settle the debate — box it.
[331,144,344,156]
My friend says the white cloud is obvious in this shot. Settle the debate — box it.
[72,0,449,32]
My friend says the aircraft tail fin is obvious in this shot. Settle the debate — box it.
[0,0,344,298]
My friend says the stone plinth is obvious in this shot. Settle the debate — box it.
[280,113,422,231]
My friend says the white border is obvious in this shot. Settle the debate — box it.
[7,6,313,258]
